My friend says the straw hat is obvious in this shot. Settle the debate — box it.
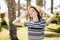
[28,6,42,13]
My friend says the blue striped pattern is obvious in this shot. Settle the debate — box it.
[24,19,46,39]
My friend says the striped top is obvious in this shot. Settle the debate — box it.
[24,19,46,39]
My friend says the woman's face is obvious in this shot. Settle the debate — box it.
[28,8,37,17]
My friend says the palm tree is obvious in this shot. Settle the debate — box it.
[43,0,46,17]
[27,0,31,6]
[26,0,31,20]
[18,0,20,17]
[7,0,18,40]
[36,0,43,7]
[36,0,44,17]
[51,0,53,13]
[44,0,46,9]
[0,7,2,32]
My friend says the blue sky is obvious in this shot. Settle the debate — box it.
[0,0,60,13]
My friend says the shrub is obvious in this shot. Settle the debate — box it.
[1,20,7,25]
[47,27,60,33]
[56,15,60,22]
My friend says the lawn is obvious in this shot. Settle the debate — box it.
[0,24,60,40]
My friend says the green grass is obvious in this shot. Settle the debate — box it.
[0,27,28,40]
[45,23,60,31]
[17,27,28,40]
[0,24,60,40]
[0,33,9,40]
[0,28,10,40]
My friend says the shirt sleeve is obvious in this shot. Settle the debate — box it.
[24,20,30,26]
[40,19,46,27]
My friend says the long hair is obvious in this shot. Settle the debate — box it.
[28,6,42,21]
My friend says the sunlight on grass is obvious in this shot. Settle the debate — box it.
[45,23,60,30]
[0,27,28,40]
[0,34,9,40]
[17,27,28,40]
[0,28,9,40]
[0,24,60,40]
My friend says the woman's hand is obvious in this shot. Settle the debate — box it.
[12,17,24,26]
[12,10,28,26]
[19,10,27,19]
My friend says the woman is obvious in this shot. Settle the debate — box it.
[12,6,55,40]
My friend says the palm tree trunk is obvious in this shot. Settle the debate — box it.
[7,0,18,40]
[36,0,44,17]
[18,0,20,17]
[27,0,31,7]
[0,7,2,32]
[26,0,31,20]
[44,0,46,10]
[51,0,53,14]
[43,0,46,17]
[36,0,43,7]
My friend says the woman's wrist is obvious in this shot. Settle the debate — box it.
[19,13,26,19]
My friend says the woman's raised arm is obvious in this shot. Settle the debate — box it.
[12,17,24,26]
[42,9,55,25]
[12,10,28,26]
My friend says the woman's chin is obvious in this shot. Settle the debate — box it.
[30,16,33,17]
[30,16,32,17]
